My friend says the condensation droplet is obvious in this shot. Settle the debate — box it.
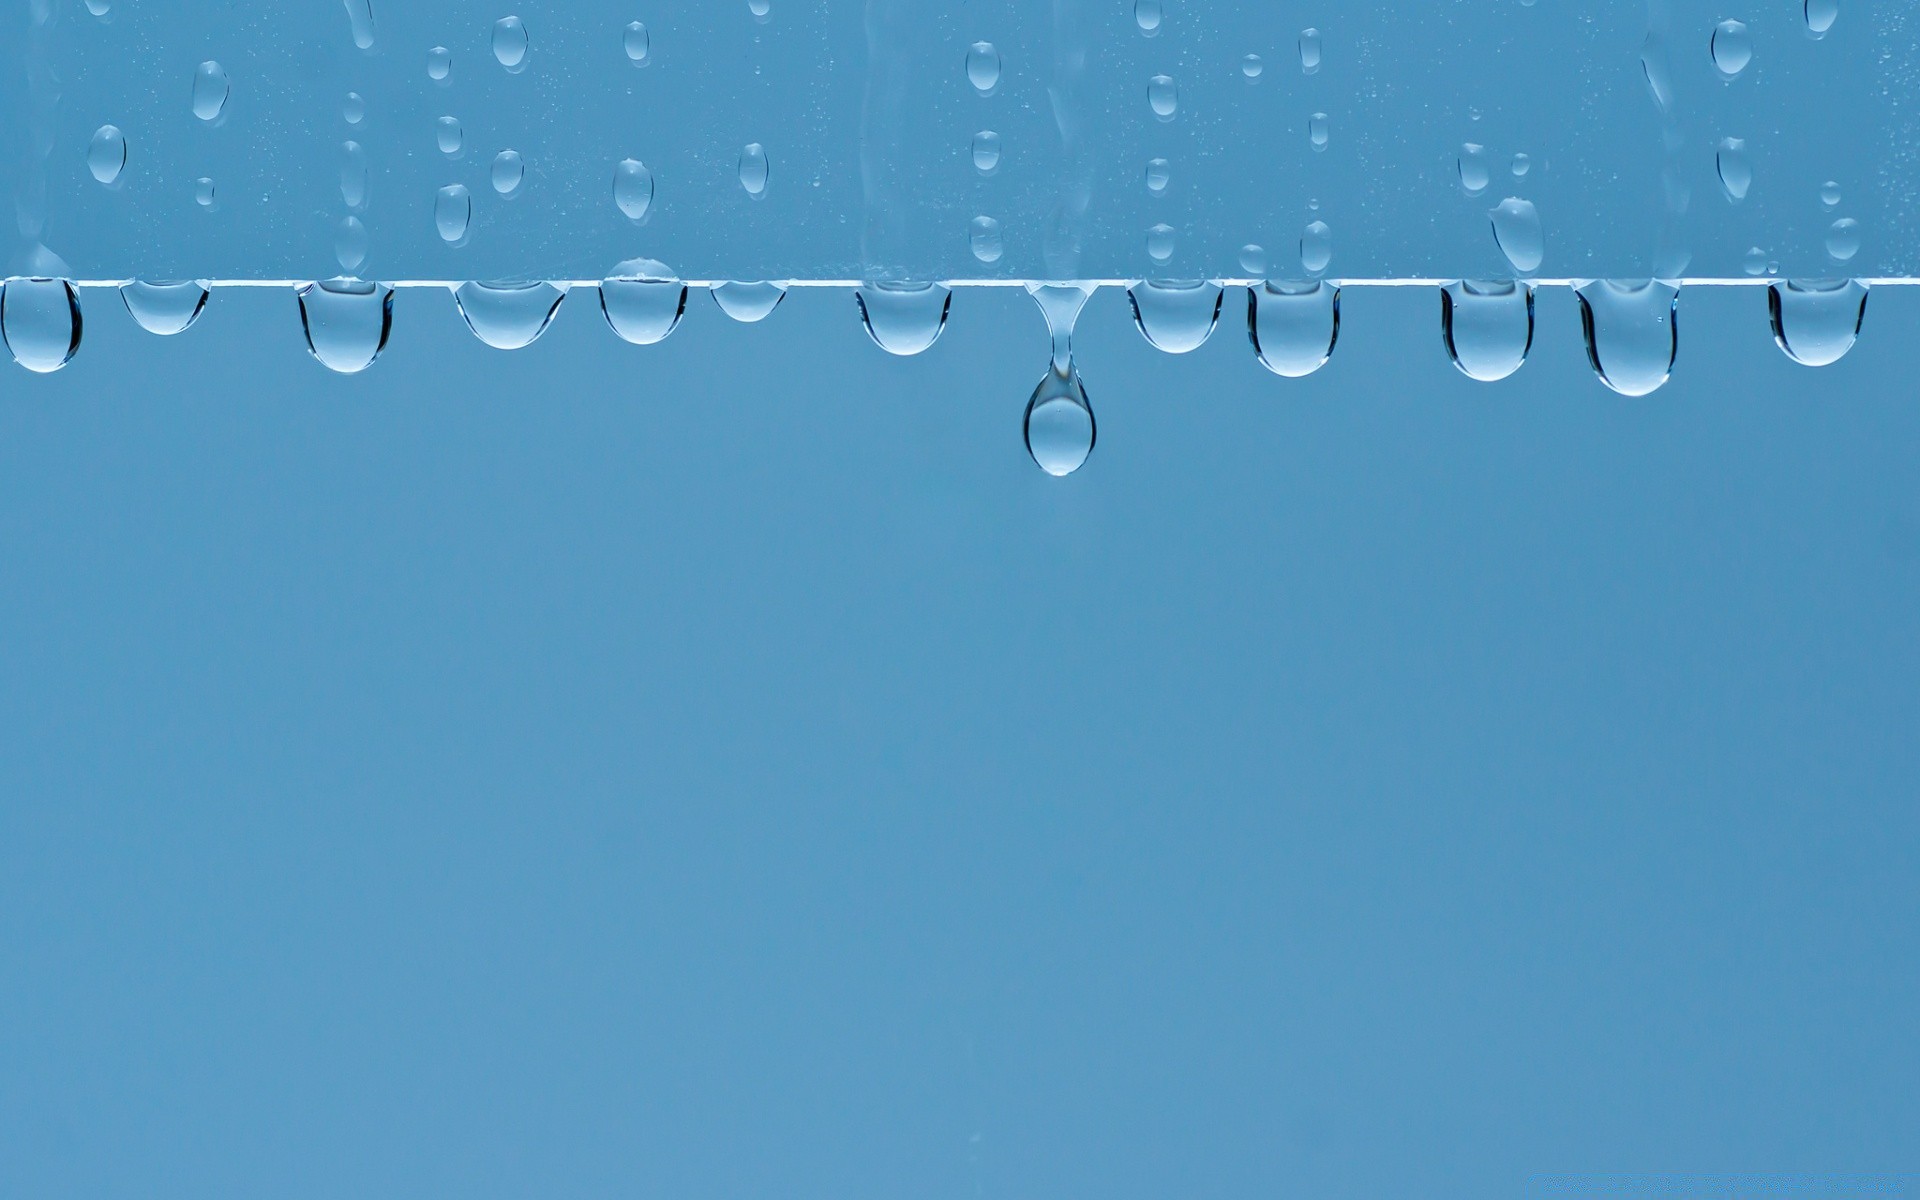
[297,278,392,374]
[428,45,452,82]
[1148,74,1178,120]
[1804,0,1838,38]
[492,150,524,196]
[1769,278,1867,367]
[340,140,368,210]
[1146,223,1175,263]
[749,0,771,22]
[1248,281,1339,378]
[1299,27,1322,74]
[195,177,216,207]
[454,281,566,349]
[334,215,368,271]
[600,259,687,346]
[344,92,365,124]
[1511,152,1531,177]
[121,280,209,336]
[1440,280,1533,382]
[88,124,127,185]
[967,42,1001,95]
[970,215,1004,263]
[1716,137,1751,203]
[1820,180,1842,209]
[711,281,788,323]
[435,184,472,245]
[614,158,654,221]
[492,15,529,71]
[1145,157,1171,195]
[1299,220,1332,274]
[192,60,229,122]
[857,282,952,356]
[972,130,1002,174]
[1128,281,1222,354]
[1575,280,1679,397]
[342,0,375,51]
[2,279,84,372]
[1710,20,1752,79]
[738,142,770,198]
[1238,244,1268,276]
[1826,217,1861,262]
[436,115,464,157]
[1488,197,1544,274]
[1134,0,1162,37]
[1744,246,1769,276]
[1309,112,1329,152]
[1457,143,1490,196]
[1242,53,1263,79]
[624,21,651,65]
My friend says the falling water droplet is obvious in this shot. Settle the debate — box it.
[1826,217,1861,262]
[1768,278,1867,367]
[711,282,787,323]
[1309,112,1330,152]
[1239,244,1268,276]
[1242,54,1264,79]
[857,282,952,356]
[1820,180,1842,209]
[1440,280,1533,382]
[972,130,1002,174]
[335,216,368,271]
[1511,152,1532,177]
[344,92,365,124]
[117,280,208,339]
[492,150,524,196]
[492,15,529,70]
[1146,223,1176,263]
[195,177,216,207]
[428,46,452,82]
[192,60,229,121]
[613,158,654,220]
[1024,283,1096,478]
[1148,74,1178,120]
[1128,281,1222,354]
[340,140,369,210]
[343,0,375,50]
[624,21,651,65]
[435,184,472,245]
[970,215,1004,263]
[1145,157,1171,195]
[1248,281,1340,378]
[1299,28,1322,73]
[1804,0,1838,37]
[600,259,687,346]
[1710,20,1752,78]
[88,125,127,185]
[1716,137,1751,203]
[738,143,770,198]
[1488,197,1544,274]
[436,115,464,157]
[967,42,1001,95]
[297,279,391,373]
[1575,280,1679,397]
[1458,144,1490,196]
[2,279,83,372]
[1299,220,1333,274]
[453,281,565,349]
[1134,0,1162,37]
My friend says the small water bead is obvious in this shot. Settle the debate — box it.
[1716,137,1751,203]
[1489,197,1544,274]
[1148,74,1178,120]
[1024,284,1097,478]
[1128,281,1222,354]
[492,150,524,196]
[613,158,654,220]
[1309,112,1329,152]
[88,124,126,185]
[1145,157,1171,195]
[436,116,464,156]
[428,46,451,82]
[1146,223,1175,263]
[120,281,209,336]
[1134,0,1162,37]
[1440,280,1534,382]
[1299,220,1332,274]
[2,279,84,373]
[857,282,952,356]
[1574,280,1679,397]
[1826,217,1861,262]
[344,91,365,124]
[967,42,1001,95]
[492,15,529,71]
[1820,180,1842,208]
[1458,144,1490,196]
[624,21,651,65]
[1710,20,1752,79]
[192,60,229,121]
[344,0,375,50]
[1299,27,1322,74]
[972,130,1002,174]
[1769,279,1867,367]
[454,281,566,349]
[340,140,369,210]
[1511,152,1531,177]
[335,215,368,271]
[600,259,687,346]
[86,0,109,14]
[1242,54,1263,79]
[1248,281,1340,378]
[749,0,771,21]
[296,279,392,374]
[1744,246,1769,275]
[1804,0,1838,37]
[970,215,1004,263]
[435,184,472,245]
[195,177,216,207]
[1239,244,1268,276]
[739,142,770,198]
[711,281,787,323]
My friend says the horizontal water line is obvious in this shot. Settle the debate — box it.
[47,277,1920,290]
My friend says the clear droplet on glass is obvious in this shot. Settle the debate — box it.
[86,0,109,15]
[971,130,1001,174]
[454,281,565,350]
[1826,217,1861,262]
[1820,180,1842,209]
[967,42,1001,95]
[1768,278,1866,367]
[492,15,529,70]
[1744,246,1769,276]
[749,0,771,21]
[120,280,209,336]
[600,258,686,346]
[970,215,1004,264]
[1489,197,1544,274]
[1710,20,1753,79]
[1145,157,1171,195]
[344,91,365,124]
[491,150,524,197]
[1134,0,1162,37]
[340,140,369,210]
[1575,280,1680,397]
[1300,220,1332,274]
[857,282,952,356]
[2,279,83,373]
[1299,27,1322,73]
[1242,53,1264,79]
[435,184,472,245]
[88,124,126,185]
[1511,152,1531,178]
[194,177,216,207]
[297,278,392,374]
[436,115,464,157]
[192,60,229,121]
[710,281,787,323]
[1458,143,1490,196]
[624,21,651,65]
[1239,244,1268,276]
[1148,74,1178,120]
[1128,281,1222,355]
[1248,281,1340,379]
[343,0,375,50]
[1716,137,1751,203]
[428,46,452,81]
[1309,112,1330,152]
[1440,280,1533,382]
[738,142,770,198]
[1146,223,1175,263]
[334,215,368,271]
[614,158,653,221]
[1804,0,1838,38]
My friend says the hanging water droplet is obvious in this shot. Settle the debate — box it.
[1239,244,1268,276]
[1024,283,1096,478]
[972,130,1002,174]
[624,21,651,65]
[1826,217,1861,262]
[120,280,209,336]
[1820,180,1842,208]
[857,282,952,356]
[343,0,375,50]
[1128,281,1222,354]
[1134,0,1162,37]
[711,282,787,323]
[1248,281,1340,378]
[749,0,771,22]
[1309,112,1330,152]
[1511,152,1532,177]
[192,60,229,121]
[1575,280,1679,397]
[340,140,368,210]
[1440,280,1533,382]
[492,15,529,70]
[1242,54,1264,79]
[194,177,216,207]
[1299,28,1322,74]
[428,45,452,82]
[2,279,83,373]
[1488,197,1544,274]
[453,281,566,350]
[1457,144,1490,196]
[492,150,524,196]
[435,115,464,157]
[344,91,365,124]
[613,158,653,221]
[1148,74,1178,120]
[1768,279,1866,367]
[1804,0,1838,37]
[600,259,687,346]
[1145,157,1171,195]
[1716,137,1751,203]
[738,142,770,198]
[967,42,1001,95]
[1299,220,1333,274]
[970,215,1004,264]
[435,184,472,245]
[1710,20,1752,79]
[1146,223,1176,263]
[297,278,392,374]
[334,215,368,271]
[88,124,126,185]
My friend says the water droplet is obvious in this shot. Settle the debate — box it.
[1242,53,1264,79]
[1134,0,1162,37]
[1238,244,1268,276]
[1145,157,1171,195]
[1248,281,1339,378]
[1826,217,1861,262]
[120,280,209,336]
[1440,280,1533,382]
[1744,246,1768,275]
[857,282,952,356]
[2,279,83,373]
[194,177,216,207]
[435,115,464,157]
[344,92,366,124]
[335,215,368,271]
[453,281,565,349]
[613,158,653,221]
[1488,197,1544,274]
[711,282,787,323]
[1715,137,1751,203]
[967,42,1001,95]
[970,215,1004,264]
[86,0,109,15]
[435,184,472,245]
[749,0,771,21]
[428,45,451,82]
[1128,281,1221,354]
[88,124,126,185]
[1458,144,1490,196]
[1146,223,1175,263]
[491,150,524,196]
[1641,33,1675,113]
[192,60,229,121]
[600,259,687,346]
[624,21,651,65]
[1299,220,1332,274]
[1820,180,1842,209]
[1148,74,1178,120]
[971,130,1002,174]
[1299,28,1322,73]
[340,140,368,210]
[342,0,375,50]
[1024,284,1096,477]
[1710,20,1752,78]
[297,278,391,374]
[492,15,528,71]
[1309,112,1330,152]
[1511,152,1532,178]
[1804,0,1838,37]
[1575,280,1679,397]
[738,142,770,198]
[1768,278,1866,367]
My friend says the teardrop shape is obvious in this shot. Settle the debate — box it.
[492,15,528,70]
[710,281,787,324]
[1127,281,1222,354]
[1716,137,1752,203]
[297,279,393,374]
[435,184,472,245]
[1488,198,1544,274]
[88,125,127,185]
[2,278,84,373]
[966,42,1001,95]
[613,158,653,221]
[1575,280,1680,397]
[1710,20,1752,79]
[453,281,566,350]
[1804,0,1838,38]
[856,282,951,356]
[1248,281,1340,378]
[1024,366,1095,478]
[1440,280,1533,382]
[738,142,769,198]
[600,259,687,347]
[120,280,209,336]
[1768,278,1867,367]
[342,0,375,50]
[192,60,230,121]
